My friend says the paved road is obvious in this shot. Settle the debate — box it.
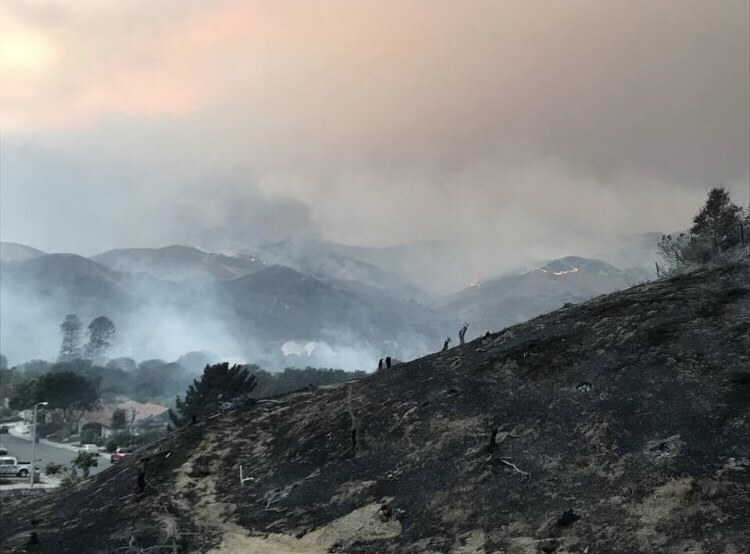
[0,434,111,476]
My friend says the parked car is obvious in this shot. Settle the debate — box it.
[0,425,9,434]
[110,447,134,463]
[0,456,32,478]
[80,444,100,456]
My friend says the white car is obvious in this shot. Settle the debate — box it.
[80,444,101,456]
[0,456,32,478]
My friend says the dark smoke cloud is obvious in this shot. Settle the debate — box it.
[1,0,748,274]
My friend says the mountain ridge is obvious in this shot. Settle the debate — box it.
[0,241,45,262]
[92,244,266,281]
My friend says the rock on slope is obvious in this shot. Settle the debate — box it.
[1,258,749,554]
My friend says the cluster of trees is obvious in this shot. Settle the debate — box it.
[59,315,116,362]
[2,358,195,407]
[168,363,366,425]
[8,371,100,436]
[658,187,747,271]
[2,355,365,426]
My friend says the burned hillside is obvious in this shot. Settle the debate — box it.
[1,257,749,554]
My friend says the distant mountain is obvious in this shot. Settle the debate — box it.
[437,256,651,333]
[252,238,426,300]
[1,251,444,367]
[2,253,130,310]
[0,241,45,262]
[218,264,442,350]
[0,254,134,364]
[1,243,654,368]
[254,235,663,296]
[93,245,266,281]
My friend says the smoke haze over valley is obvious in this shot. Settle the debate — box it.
[1,239,654,368]
[1,0,748,370]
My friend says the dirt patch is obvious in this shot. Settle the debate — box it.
[331,480,376,504]
[207,501,401,554]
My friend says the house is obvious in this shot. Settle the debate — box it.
[78,400,169,438]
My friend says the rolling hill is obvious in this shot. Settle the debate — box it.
[1,254,747,553]
[0,241,45,263]
[437,257,652,333]
[219,264,441,345]
[252,238,426,301]
[93,245,266,281]
[0,252,445,366]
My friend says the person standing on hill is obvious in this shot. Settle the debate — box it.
[443,337,451,351]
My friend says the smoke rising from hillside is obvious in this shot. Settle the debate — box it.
[0,1,748,365]
[2,2,747,274]
[0,256,439,369]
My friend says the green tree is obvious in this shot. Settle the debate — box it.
[8,379,37,411]
[111,408,127,430]
[690,187,744,251]
[169,363,256,425]
[106,357,136,372]
[658,187,746,271]
[50,359,135,398]
[71,451,98,478]
[16,359,52,377]
[10,372,100,432]
[59,314,83,362]
[133,360,189,402]
[84,316,116,360]
[0,362,24,412]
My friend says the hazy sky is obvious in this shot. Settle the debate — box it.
[1,0,748,257]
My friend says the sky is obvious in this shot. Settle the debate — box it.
[1,0,748,261]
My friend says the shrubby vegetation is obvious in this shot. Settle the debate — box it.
[169,362,257,425]
[44,462,64,475]
[105,430,169,453]
[658,187,747,272]
[251,366,367,397]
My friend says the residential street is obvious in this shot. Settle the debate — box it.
[0,434,112,476]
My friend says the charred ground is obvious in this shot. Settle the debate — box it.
[1,258,749,553]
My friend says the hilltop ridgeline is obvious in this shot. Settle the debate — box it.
[1,257,748,553]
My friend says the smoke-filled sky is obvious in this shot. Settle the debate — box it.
[1,0,748,258]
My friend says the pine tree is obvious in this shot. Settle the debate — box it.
[169,362,256,425]
[59,315,83,361]
[690,187,743,250]
[84,317,116,359]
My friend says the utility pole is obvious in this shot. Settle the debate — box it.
[30,402,48,486]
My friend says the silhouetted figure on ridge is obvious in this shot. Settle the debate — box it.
[386,356,392,368]
[378,358,383,370]
[443,337,451,351]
